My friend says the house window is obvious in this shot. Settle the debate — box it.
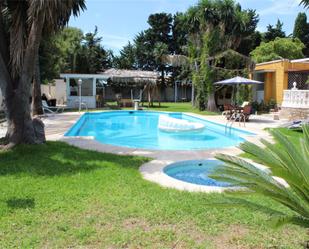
[288,72,309,90]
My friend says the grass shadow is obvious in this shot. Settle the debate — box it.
[6,198,35,209]
[0,141,148,177]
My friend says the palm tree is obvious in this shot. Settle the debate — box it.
[0,0,85,146]
[211,126,309,228]
[301,0,309,8]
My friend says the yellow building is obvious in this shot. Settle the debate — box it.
[252,58,309,105]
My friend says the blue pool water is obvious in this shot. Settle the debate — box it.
[65,111,254,150]
[164,160,230,187]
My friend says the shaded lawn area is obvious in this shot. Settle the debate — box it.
[0,142,307,248]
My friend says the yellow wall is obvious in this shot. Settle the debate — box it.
[264,72,274,102]
[254,60,309,104]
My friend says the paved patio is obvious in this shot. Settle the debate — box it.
[1,111,288,192]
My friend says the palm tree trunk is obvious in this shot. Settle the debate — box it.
[32,52,43,116]
[5,15,45,146]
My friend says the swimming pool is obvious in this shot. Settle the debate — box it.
[65,111,254,150]
[164,160,230,187]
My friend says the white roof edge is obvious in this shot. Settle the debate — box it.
[256,58,309,66]
[255,59,285,66]
[60,73,109,79]
[253,69,276,73]
[291,58,309,63]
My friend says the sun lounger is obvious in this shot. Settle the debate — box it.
[42,100,65,114]
[284,120,309,130]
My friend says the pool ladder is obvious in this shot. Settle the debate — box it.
[225,119,235,134]
[225,112,246,134]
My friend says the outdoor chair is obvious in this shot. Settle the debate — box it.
[239,105,252,122]
[241,101,250,108]
[226,105,252,125]
[222,104,234,118]
[42,100,65,114]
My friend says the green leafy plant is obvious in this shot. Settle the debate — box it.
[211,126,309,228]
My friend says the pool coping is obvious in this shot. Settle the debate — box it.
[53,110,279,193]
[140,158,229,193]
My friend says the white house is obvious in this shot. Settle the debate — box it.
[60,73,109,109]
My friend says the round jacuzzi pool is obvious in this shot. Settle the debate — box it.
[163,160,230,187]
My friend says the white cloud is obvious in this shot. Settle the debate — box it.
[102,34,131,51]
[259,0,302,16]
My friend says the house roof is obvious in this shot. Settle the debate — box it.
[100,69,159,84]
[60,73,109,80]
[256,58,309,66]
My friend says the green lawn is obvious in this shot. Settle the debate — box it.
[94,102,218,116]
[140,102,218,115]
[0,140,307,248]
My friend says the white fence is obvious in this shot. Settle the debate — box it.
[282,90,309,108]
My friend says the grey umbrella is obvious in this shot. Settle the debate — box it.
[214,76,263,105]
[214,76,263,85]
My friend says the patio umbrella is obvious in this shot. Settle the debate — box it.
[214,76,263,85]
[214,76,263,105]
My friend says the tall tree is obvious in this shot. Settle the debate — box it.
[264,19,286,42]
[134,13,173,71]
[32,27,84,116]
[0,0,85,146]
[76,26,113,74]
[171,12,189,55]
[293,12,309,56]
[147,13,173,46]
[114,42,136,69]
[186,0,258,111]
[57,27,84,73]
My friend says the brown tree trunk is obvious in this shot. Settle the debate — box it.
[32,53,43,116]
[4,15,45,146]
[207,92,217,112]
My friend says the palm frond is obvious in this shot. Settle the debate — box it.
[212,126,309,228]
[207,196,284,216]
[300,0,309,8]
[271,215,309,228]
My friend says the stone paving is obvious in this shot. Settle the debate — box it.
[1,111,288,192]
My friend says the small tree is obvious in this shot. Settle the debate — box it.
[251,38,305,63]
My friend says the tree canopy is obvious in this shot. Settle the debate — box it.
[251,38,305,63]
[39,26,113,82]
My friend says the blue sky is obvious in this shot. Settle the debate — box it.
[69,0,308,54]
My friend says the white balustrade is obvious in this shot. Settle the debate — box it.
[282,90,309,108]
